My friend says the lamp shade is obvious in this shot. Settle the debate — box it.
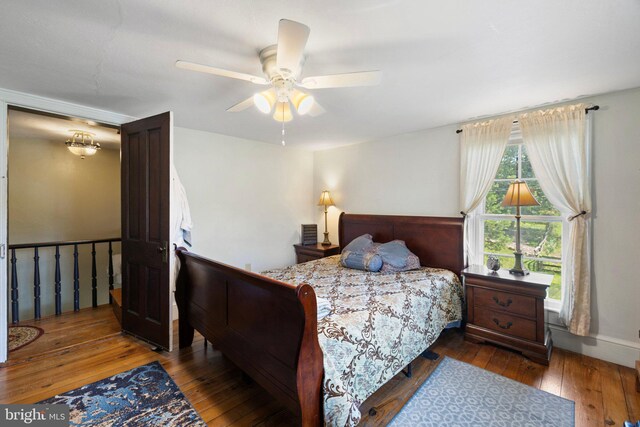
[501,180,540,207]
[292,90,315,115]
[253,90,276,114]
[317,190,335,207]
[273,101,293,122]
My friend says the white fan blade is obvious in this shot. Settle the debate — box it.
[299,71,382,89]
[226,96,255,112]
[276,19,310,74]
[176,60,268,85]
[308,101,326,117]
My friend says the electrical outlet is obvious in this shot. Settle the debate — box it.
[245,263,251,272]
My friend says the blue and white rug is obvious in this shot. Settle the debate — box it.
[39,361,205,426]
[389,357,574,427]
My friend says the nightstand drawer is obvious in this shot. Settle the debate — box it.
[474,308,537,341]
[294,244,340,264]
[474,287,536,318]
[297,254,318,263]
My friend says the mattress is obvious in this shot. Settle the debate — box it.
[262,255,463,426]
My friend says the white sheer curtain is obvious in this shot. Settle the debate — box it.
[519,103,591,336]
[460,116,514,265]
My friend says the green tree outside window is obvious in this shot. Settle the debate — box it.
[480,142,563,301]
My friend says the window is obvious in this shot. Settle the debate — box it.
[476,127,566,310]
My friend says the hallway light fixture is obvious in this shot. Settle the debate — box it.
[65,130,101,159]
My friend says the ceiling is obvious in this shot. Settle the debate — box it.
[8,109,121,149]
[1,1,639,149]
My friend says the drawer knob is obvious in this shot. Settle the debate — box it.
[492,296,513,308]
[493,318,513,330]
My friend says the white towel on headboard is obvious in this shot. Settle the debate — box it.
[171,165,193,248]
[171,165,193,292]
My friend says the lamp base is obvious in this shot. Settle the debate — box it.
[321,232,331,246]
[509,252,529,276]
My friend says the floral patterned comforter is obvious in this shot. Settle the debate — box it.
[262,255,463,426]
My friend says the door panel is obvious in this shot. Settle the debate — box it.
[127,263,140,314]
[121,112,171,350]
[146,268,161,322]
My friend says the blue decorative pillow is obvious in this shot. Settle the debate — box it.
[341,251,383,272]
[376,240,421,272]
[340,234,383,272]
[343,234,374,253]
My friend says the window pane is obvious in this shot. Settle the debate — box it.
[521,144,534,179]
[495,145,518,179]
[520,221,562,260]
[485,181,516,215]
[484,219,515,255]
[520,180,561,216]
[482,254,562,301]
[484,220,562,260]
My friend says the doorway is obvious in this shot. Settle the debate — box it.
[5,107,122,362]
[0,101,173,363]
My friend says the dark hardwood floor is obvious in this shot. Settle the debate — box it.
[1,306,639,426]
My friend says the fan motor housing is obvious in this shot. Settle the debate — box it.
[259,44,305,82]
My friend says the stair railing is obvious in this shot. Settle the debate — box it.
[8,237,121,323]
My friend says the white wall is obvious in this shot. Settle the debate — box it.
[313,124,460,244]
[313,88,640,367]
[8,138,121,320]
[173,127,314,272]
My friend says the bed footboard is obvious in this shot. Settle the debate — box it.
[175,248,323,426]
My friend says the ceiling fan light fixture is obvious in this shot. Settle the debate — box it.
[253,91,275,114]
[293,92,315,115]
[273,102,293,122]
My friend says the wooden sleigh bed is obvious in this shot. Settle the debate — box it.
[175,213,465,426]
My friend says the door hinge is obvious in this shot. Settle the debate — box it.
[0,244,5,259]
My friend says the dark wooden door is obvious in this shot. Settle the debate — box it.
[121,112,172,350]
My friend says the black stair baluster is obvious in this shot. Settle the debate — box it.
[54,245,61,315]
[73,244,80,311]
[108,241,114,304]
[10,248,19,323]
[92,242,97,308]
[34,247,41,319]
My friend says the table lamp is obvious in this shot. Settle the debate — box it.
[318,190,335,246]
[501,180,539,275]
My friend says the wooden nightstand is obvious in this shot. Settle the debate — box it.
[462,265,553,365]
[293,243,340,264]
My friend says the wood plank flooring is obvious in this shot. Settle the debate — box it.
[1,307,639,426]
[6,305,121,366]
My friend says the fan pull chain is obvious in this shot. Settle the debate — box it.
[281,102,286,146]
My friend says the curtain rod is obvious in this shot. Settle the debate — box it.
[455,105,599,134]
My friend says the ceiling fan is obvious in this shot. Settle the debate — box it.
[176,19,382,126]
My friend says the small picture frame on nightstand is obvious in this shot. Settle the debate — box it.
[301,224,317,246]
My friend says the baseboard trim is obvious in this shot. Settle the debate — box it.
[548,323,640,368]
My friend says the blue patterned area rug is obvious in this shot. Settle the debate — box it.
[39,361,205,426]
[389,357,574,427]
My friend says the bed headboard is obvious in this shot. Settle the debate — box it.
[338,213,466,275]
